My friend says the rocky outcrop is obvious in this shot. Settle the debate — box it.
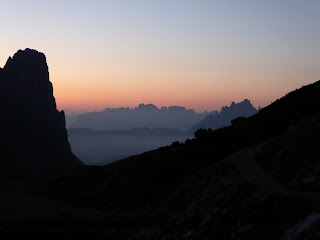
[190,99,259,132]
[0,49,83,171]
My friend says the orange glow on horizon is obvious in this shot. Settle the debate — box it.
[52,70,286,114]
[48,51,312,114]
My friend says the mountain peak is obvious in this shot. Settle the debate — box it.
[4,48,47,69]
[0,49,83,171]
[1,48,55,112]
[168,106,187,112]
[190,99,258,132]
[137,103,159,110]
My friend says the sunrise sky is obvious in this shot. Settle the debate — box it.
[1,1,320,113]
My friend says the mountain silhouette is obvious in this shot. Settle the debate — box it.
[66,103,213,131]
[66,100,258,166]
[0,49,82,171]
[190,99,259,132]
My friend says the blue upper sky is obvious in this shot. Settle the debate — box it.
[1,1,320,112]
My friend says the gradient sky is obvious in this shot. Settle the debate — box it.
[1,1,320,113]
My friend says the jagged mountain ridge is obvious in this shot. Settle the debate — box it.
[66,100,258,166]
[190,99,259,132]
[0,49,82,170]
[66,103,214,131]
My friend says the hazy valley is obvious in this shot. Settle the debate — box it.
[67,101,258,165]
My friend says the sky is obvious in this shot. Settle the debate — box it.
[0,0,320,113]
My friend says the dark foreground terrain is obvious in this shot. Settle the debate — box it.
[1,80,320,239]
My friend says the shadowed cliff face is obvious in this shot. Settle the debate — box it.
[0,49,83,171]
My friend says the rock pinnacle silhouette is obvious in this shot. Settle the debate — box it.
[0,48,83,171]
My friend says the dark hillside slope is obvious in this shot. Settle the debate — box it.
[27,80,320,239]
[242,80,320,140]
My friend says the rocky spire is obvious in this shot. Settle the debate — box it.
[0,49,83,171]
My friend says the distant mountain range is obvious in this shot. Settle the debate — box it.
[66,101,259,132]
[189,99,259,132]
[66,103,213,131]
[67,100,259,165]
